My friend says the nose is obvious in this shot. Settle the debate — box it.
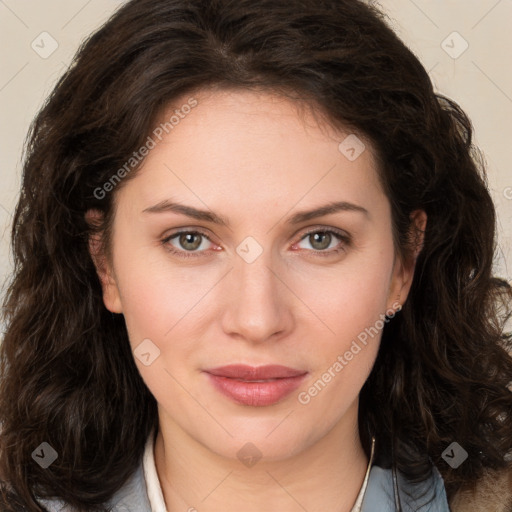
[220,245,294,344]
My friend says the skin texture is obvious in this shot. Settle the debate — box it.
[88,89,426,512]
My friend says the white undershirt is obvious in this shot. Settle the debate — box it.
[142,429,167,512]
[142,430,374,512]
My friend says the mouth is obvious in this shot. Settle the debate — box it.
[203,364,308,407]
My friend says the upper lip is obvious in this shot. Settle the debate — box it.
[204,364,307,380]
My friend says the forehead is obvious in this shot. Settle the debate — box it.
[115,88,385,220]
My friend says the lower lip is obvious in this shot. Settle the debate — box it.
[205,372,307,406]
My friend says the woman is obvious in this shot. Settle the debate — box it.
[1,0,511,510]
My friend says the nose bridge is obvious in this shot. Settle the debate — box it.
[222,236,291,341]
[237,246,277,296]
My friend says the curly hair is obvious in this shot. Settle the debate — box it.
[1,0,511,510]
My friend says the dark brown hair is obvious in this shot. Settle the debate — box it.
[1,0,511,510]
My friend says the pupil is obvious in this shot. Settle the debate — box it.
[181,233,201,250]
[312,232,330,250]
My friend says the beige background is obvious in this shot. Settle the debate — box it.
[1,1,511,331]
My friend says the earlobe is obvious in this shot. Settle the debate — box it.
[88,235,123,314]
[86,209,123,314]
[387,209,427,311]
[101,281,123,314]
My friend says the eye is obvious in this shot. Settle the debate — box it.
[161,227,351,259]
[292,228,350,257]
[162,230,216,259]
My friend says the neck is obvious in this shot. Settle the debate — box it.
[154,402,370,512]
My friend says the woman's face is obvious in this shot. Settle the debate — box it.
[90,89,420,461]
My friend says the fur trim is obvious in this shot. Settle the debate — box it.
[449,466,512,512]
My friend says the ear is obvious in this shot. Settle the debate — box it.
[387,209,427,312]
[85,209,123,314]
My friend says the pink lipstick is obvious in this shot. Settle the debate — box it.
[203,364,308,407]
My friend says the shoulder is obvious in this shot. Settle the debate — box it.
[449,465,512,512]
[36,462,152,512]
[108,461,153,511]
[362,464,450,512]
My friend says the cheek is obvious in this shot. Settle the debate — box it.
[294,261,390,414]
[111,250,219,409]
[111,239,209,346]
[294,246,394,344]
[291,242,394,411]
[113,254,205,402]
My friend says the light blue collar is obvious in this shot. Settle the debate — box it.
[107,458,450,512]
[361,464,451,511]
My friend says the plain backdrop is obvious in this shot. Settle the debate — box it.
[1,0,511,335]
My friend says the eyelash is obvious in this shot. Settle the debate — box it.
[161,227,351,259]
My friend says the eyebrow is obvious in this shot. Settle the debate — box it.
[142,199,369,226]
